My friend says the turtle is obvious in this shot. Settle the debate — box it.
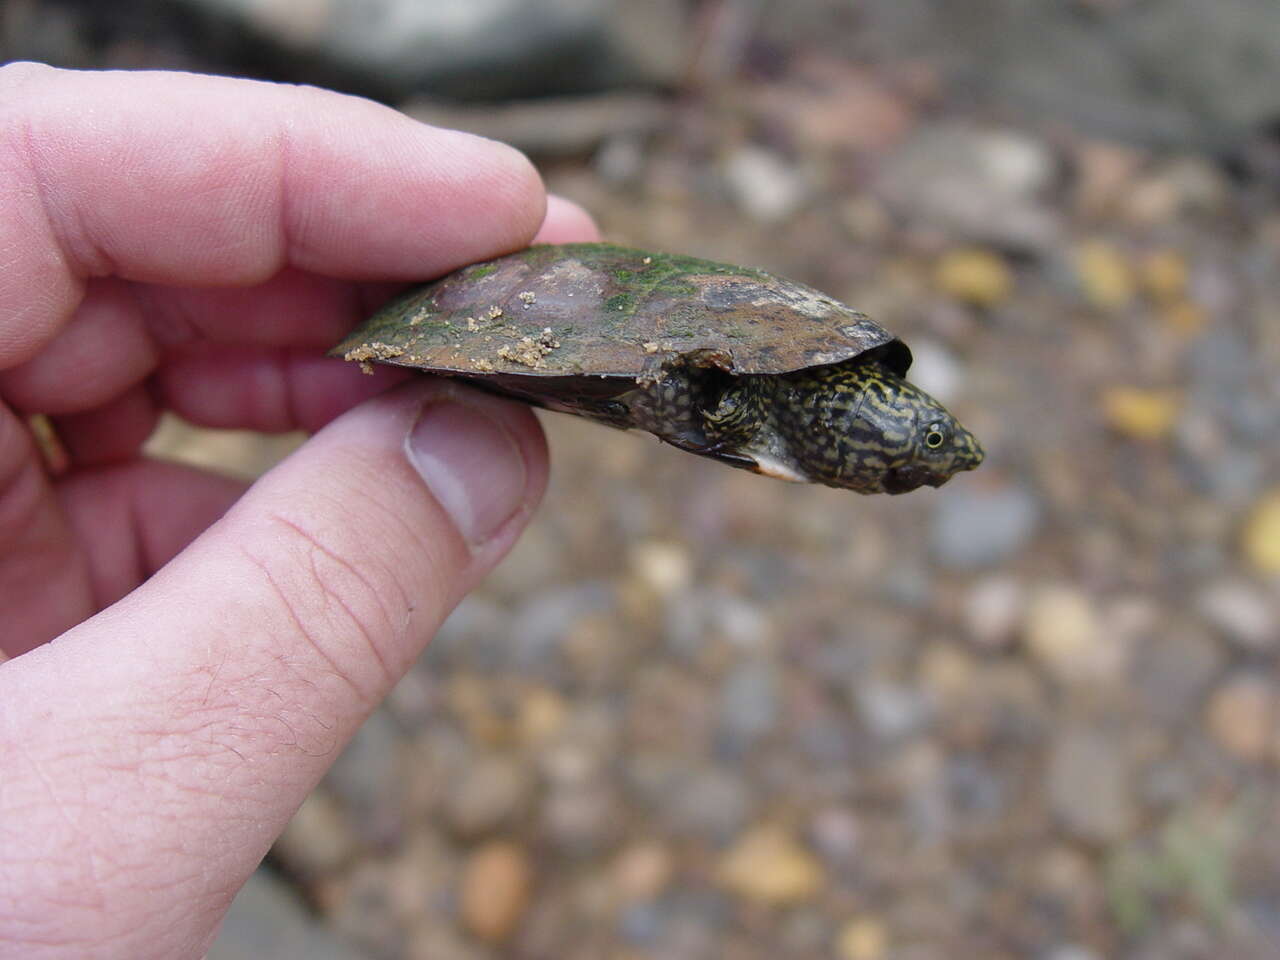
[333,243,984,494]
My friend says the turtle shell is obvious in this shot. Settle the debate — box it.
[332,243,911,382]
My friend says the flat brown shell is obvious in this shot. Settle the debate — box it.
[332,243,911,381]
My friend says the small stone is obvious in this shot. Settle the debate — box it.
[542,777,622,855]
[323,708,405,847]
[442,753,534,840]
[656,766,752,842]
[459,841,533,944]
[717,657,781,747]
[1241,490,1280,574]
[1048,728,1133,842]
[717,824,824,905]
[272,789,356,878]
[1205,674,1275,763]
[1133,626,1223,724]
[722,145,808,224]
[962,575,1026,649]
[934,247,1014,307]
[1160,301,1209,338]
[1196,580,1277,650]
[1124,159,1228,225]
[1071,140,1144,218]
[518,686,569,746]
[853,680,930,740]
[837,916,888,960]
[1045,947,1103,960]
[1024,584,1113,685]
[611,842,674,902]
[807,806,862,867]
[839,195,892,242]
[1139,249,1189,303]
[1099,386,1182,441]
[330,860,404,957]
[904,339,962,403]
[628,539,692,595]
[931,482,1042,570]
[917,642,977,705]
[876,123,1059,250]
[1076,240,1135,310]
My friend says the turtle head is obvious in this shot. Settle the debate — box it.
[779,360,984,494]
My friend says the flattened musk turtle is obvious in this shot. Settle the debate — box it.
[334,243,984,494]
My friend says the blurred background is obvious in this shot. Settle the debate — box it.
[6,1,1280,957]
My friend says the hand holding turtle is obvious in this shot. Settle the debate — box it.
[0,63,596,958]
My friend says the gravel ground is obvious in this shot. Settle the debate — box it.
[8,3,1280,958]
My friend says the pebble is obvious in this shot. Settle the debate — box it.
[1047,727,1133,843]
[807,806,862,868]
[931,482,1042,569]
[934,247,1014,307]
[1241,490,1280,574]
[654,765,753,843]
[1196,580,1277,650]
[1072,140,1144,218]
[182,0,690,100]
[853,680,931,741]
[459,841,534,944]
[722,145,809,224]
[542,778,622,855]
[1160,300,1208,338]
[905,339,963,404]
[1075,240,1135,310]
[717,656,781,747]
[272,790,356,878]
[1132,626,1223,724]
[611,842,674,902]
[877,123,1059,251]
[1139,249,1189,303]
[1099,386,1182,441]
[211,868,366,960]
[517,685,570,746]
[404,92,668,160]
[1124,158,1229,224]
[962,575,1026,649]
[1023,584,1114,685]
[1204,674,1275,763]
[717,824,824,905]
[628,539,693,595]
[837,916,889,960]
[1044,947,1103,960]
[323,709,405,848]
[329,860,405,958]
[441,752,535,840]
[509,583,615,667]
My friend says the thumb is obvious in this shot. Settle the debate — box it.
[0,378,547,958]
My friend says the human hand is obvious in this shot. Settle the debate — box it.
[0,63,597,958]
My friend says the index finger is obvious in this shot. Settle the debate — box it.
[0,63,547,367]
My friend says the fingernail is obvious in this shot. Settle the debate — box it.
[406,397,528,546]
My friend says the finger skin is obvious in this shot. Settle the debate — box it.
[0,381,549,958]
[0,62,547,369]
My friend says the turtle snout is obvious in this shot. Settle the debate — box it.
[954,429,985,471]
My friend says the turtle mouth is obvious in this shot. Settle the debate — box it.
[883,465,947,495]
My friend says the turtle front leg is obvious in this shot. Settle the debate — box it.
[699,376,767,453]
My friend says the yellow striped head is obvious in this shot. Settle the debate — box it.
[776,360,984,494]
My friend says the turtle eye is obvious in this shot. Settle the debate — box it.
[924,424,947,449]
